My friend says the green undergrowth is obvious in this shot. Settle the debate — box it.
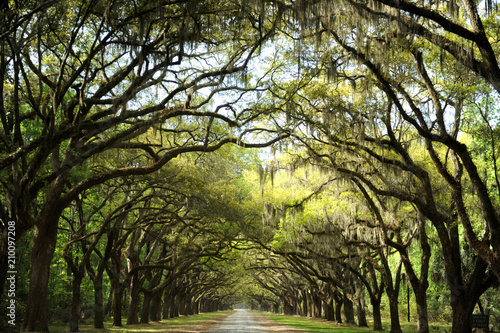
[256,311,451,333]
[49,310,235,333]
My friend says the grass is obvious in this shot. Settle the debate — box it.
[48,310,235,333]
[47,310,453,333]
[256,311,452,333]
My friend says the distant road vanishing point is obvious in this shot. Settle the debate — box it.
[207,309,269,332]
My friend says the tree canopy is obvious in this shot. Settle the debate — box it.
[1,1,500,333]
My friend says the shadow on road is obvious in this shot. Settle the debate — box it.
[207,309,304,333]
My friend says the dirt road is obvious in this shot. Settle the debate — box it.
[207,309,303,332]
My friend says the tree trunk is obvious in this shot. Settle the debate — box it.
[105,285,114,316]
[140,291,152,324]
[385,256,403,333]
[313,293,322,318]
[69,270,84,332]
[113,282,123,327]
[403,211,431,333]
[301,289,308,316]
[284,298,293,315]
[111,255,122,327]
[355,277,368,327]
[415,287,430,333]
[163,286,172,319]
[94,271,105,328]
[343,293,355,324]
[151,292,162,321]
[171,292,180,318]
[325,299,335,321]
[307,291,313,317]
[372,298,383,331]
[451,297,473,333]
[181,294,188,316]
[23,216,59,332]
[334,291,343,323]
[386,287,403,333]
[185,293,193,315]
[127,274,142,324]
[272,301,279,314]
[192,298,199,315]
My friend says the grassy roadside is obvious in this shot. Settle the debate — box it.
[255,311,452,333]
[49,310,235,333]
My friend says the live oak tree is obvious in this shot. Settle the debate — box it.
[272,69,495,333]
[2,0,500,332]
[266,0,500,288]
[0,0,288,331]
[55,142,265,329]
[310,0,500,286]
[59,166,183,330]
[254,1,500,332]
[256,163,404,331]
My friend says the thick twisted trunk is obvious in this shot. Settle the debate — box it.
[127,274,142,325]
[333,291,343,323]
[110,253,123,327]
[23,215,59,332]
[324,299,335,321]
[450,296,474,333]
[343,293,355,324]
[93,272,105,328]
[68,267,84,332]
[387,287,403,333]
[415,289,429,333]
[140,291,153,324]
[371,298,383,331]
[354,277,368,327]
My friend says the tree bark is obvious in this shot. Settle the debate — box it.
[301,289,308,316]
[386,287,403,333]
[192,298,199,315]
[448,257,495,333]
[451,296,474,333]
[171,292,180,318]
[415,288,429,333]
[63,244,85,333]
[334,291,343,323]
[185,292,193,315]
[127,273,142,324]
[105,285,114,316]
[312,293,322,318]
[325,299,335,321]
[111,253,123,327]
[307,291,313,317]
[354,277,368,327]
[93,271,105,328]
[151,292,162,321]
[23,215,59,332]
[163,286,173,319]
[371,298,383,331]
[140,291,153,324]
[69,270,84,332]
[384,255,403,333]
[343,293,355,324]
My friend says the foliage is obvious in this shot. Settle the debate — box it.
[1,0,500,332]
[48,310,235,333]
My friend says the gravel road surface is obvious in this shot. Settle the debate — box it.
[207,309,269,332]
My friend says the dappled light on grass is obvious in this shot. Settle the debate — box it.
[49,311,235,333]
[257,311,452,333]
[254,311,365,333]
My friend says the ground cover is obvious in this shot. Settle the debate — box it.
[256,312,452,333]
[48,310,235,333]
